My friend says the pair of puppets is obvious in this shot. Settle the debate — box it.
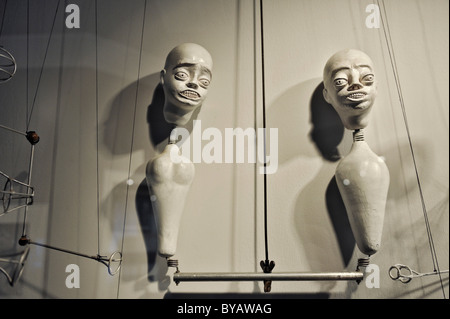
[147,45,389,263]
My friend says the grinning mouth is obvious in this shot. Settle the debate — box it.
[346,92,367,101]
[179,90,201,100]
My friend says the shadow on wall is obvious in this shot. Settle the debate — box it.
[146,82,201,152]
[102,73,160,157]
[310,82,356,268]
[102,71,203,287]
[102,73,164,285]
[309,82,344,162]
[102,71,201,155]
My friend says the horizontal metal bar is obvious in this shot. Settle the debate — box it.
[174,271,363,283]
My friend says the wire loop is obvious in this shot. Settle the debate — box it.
[389,264,449,284]
[96,251,123,276]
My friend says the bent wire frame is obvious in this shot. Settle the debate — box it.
[0,125,38,217]
[0,46,17,83]
[1,170,35,216]
[1,124,121,277]
[0,246,30,287]
[0,125,38,285]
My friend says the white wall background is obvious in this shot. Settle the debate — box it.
[0,0,448,299]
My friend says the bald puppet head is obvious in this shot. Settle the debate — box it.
[160,43,213,126]
[323,49,378,130]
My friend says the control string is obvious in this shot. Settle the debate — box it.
[377,0,446,298]
[115,0,148,296]
[258,0,276,293]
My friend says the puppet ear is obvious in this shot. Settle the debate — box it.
[160,69,166,85]
[322,87,331,104]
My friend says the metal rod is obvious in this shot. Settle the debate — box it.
[0,124,26,136]
[21,144,35,236]
[28,240,99,261]
[21,239,122,276]
[174,271,363,283]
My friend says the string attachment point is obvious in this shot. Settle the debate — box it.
[353,129,365,142]
[260,259,275,292]
[167,258,180,271]
[355,257,370,284]
[357,257,370,269]
[167,258,180,285]
[26,131,40,145]
[96,251,122,276]
[168,126,179,145]
[18,235,30,246]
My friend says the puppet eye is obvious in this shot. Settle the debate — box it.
[199,78,210,87]
[362,74,375,84]
[175,71,189,80]
[334,78,347,87]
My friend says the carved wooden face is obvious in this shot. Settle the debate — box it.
[323,49,377,130]
[161,43,213,126]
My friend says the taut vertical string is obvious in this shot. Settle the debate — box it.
[0,0,7,39]
[95,0,101,258]
[377,0,446,298]
[259,0,269,265]
[258,0,275,293]
[21,0,60,237]
[26,0,29,130]
[116,0,148,297]
[26,0,61,131]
